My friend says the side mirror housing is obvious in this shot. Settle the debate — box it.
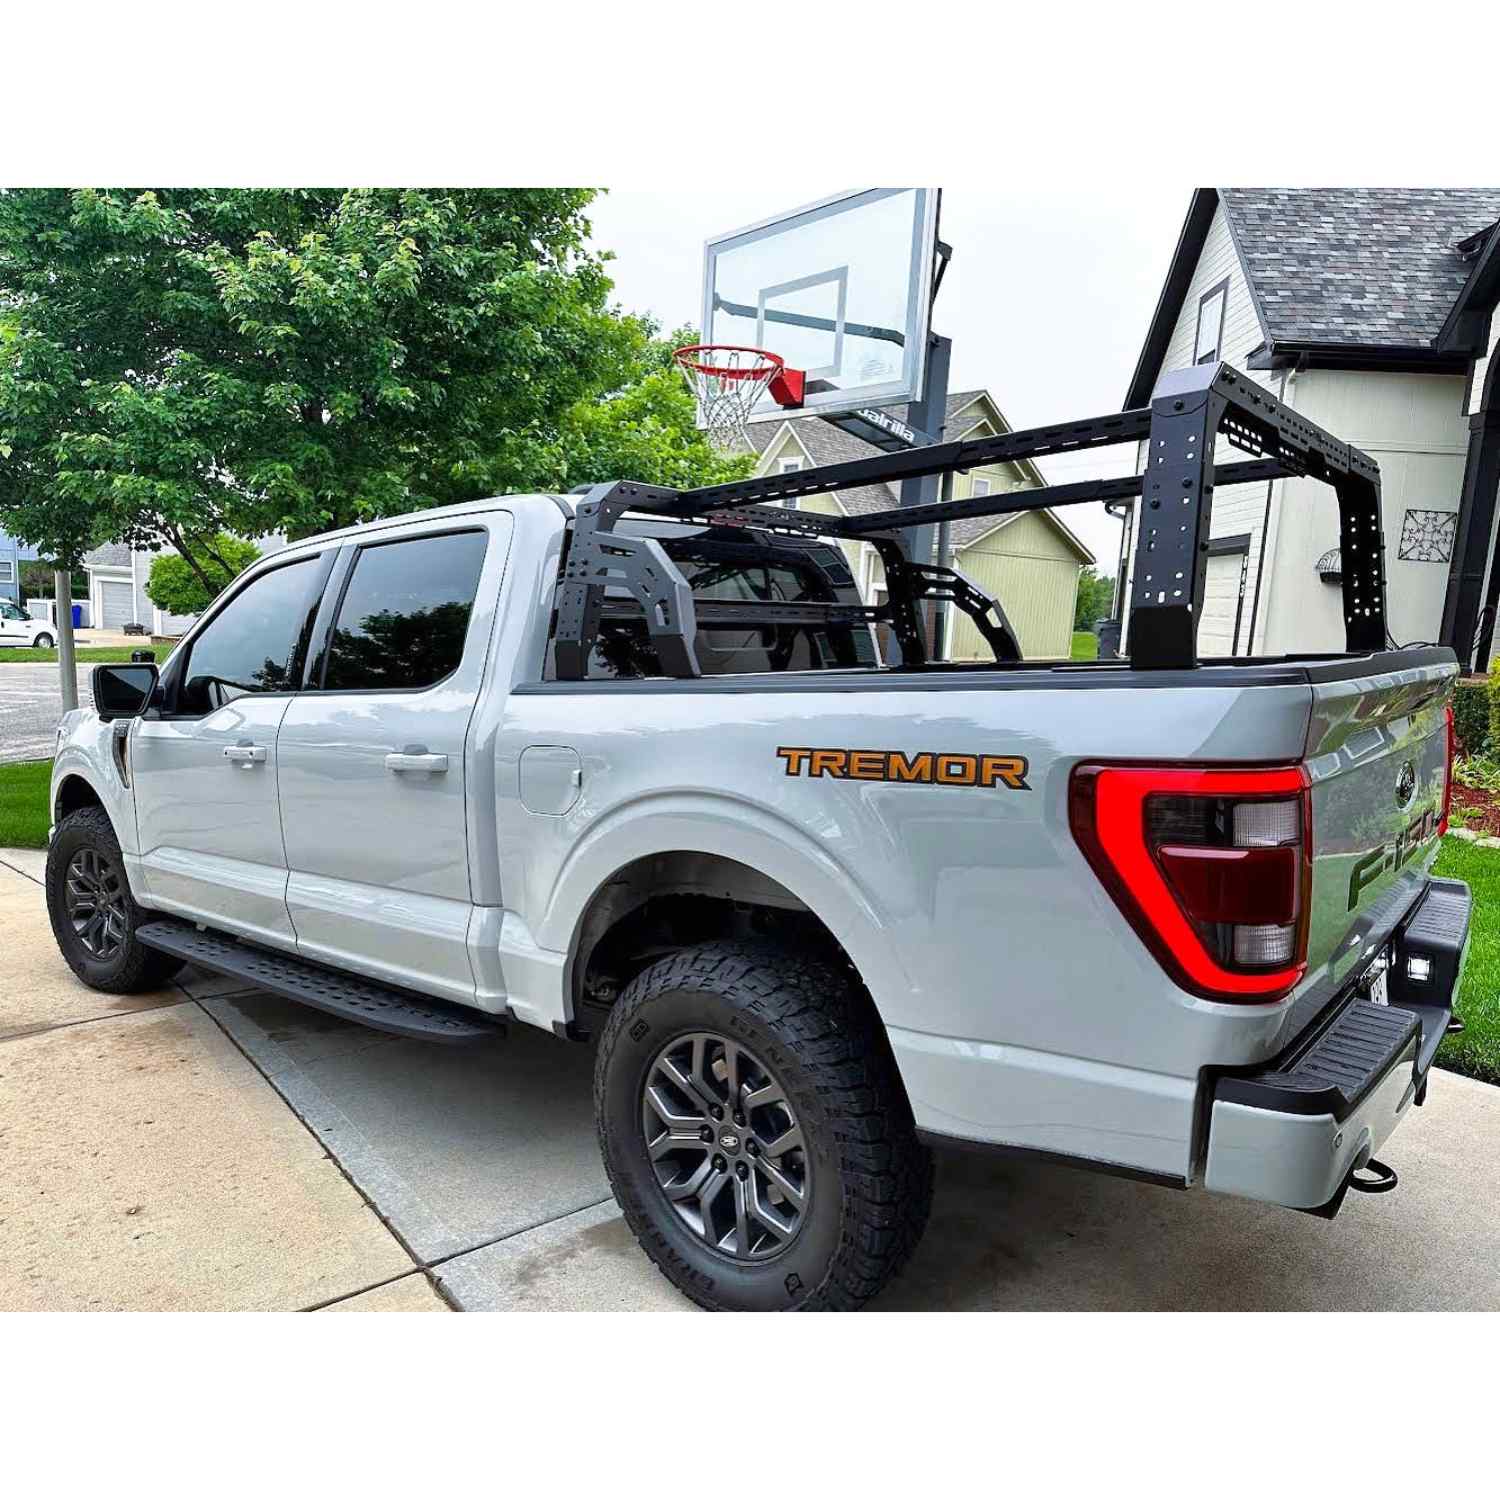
[92,663,159,721]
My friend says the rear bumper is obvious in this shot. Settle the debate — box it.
[1202,877,1470,1213]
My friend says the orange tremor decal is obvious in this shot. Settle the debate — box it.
[776,747,1030,790]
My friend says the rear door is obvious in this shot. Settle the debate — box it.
[131,551,332,946]
[276,517,510,1004]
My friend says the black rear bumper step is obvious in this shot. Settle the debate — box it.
[138,919,506,1044]
[1214,875,1469,1122]
[1216,1001,1419,1121]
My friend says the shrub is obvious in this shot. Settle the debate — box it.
[1489,669,1500,755]
[145,536,260,618]
[1455,678,1490,755]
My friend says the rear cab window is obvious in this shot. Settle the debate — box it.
[556,523,879,680]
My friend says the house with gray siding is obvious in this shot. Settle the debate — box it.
[83,536,286,635]
[1116,188,1500,668]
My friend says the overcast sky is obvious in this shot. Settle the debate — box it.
[587,186,1193,568]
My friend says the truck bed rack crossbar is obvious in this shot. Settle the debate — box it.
[552,362,1386,676]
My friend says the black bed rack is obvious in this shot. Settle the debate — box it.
[552,361,1387,679]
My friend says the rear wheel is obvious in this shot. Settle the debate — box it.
[33,632,54,649]
[46,807,185,993]
[595,940,932,1311]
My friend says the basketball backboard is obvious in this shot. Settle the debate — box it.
[699,188,940,427]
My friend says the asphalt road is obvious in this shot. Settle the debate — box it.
[0,663,69,764]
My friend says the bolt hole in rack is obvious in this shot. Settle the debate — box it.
[551,361,1387,679]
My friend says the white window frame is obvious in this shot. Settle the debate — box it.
[971,476,992,498]
[778,458,802,473]
[1195,279,1229,365]
[0,559,14,584]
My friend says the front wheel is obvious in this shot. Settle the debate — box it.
[33,632,55,649]
[46,807,185,993]
[595,940,933,1311]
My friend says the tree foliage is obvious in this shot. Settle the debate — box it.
[145,533,261,617]
[549,324,755,492]
[1074,566,1116,630]
[0,189,635,565]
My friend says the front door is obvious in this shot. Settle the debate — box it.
[131,552,331,947]
[276,520,507,1004]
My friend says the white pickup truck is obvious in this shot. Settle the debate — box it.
[45,364,1469,1310]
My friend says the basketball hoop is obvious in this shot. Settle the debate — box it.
[673,344,805,448]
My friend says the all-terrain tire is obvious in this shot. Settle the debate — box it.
[595,939,933,1311]
[46,806,185,993]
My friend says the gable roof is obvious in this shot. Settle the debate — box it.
[1440,219,1500,349]
[1125,188,1500,406]
[741,390,1091,558]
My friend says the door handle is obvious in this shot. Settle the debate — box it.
[385,750,449,774]
[223,743,267,765]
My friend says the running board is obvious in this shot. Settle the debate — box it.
[137,919,507,1044]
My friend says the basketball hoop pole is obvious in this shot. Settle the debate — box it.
[898,333,951,654]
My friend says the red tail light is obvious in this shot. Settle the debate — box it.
[1069,764,1312,1002]
[1439,703,1455,836]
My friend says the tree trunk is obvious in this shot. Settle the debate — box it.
[165,526,222,599]
[54,568,78,712]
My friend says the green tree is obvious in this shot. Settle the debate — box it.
[0,188,633,574]
[1074,566,1116,630]
[145,534,261,617]
[19,560,87,600]
[549,324,756,492]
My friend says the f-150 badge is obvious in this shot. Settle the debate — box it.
[776,747,1030,791]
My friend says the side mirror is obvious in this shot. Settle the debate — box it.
[92,663,159,721]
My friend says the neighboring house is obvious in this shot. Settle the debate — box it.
[1115,188,1500,665]
[745,389,1095,660]
[0,528,39,605]
[83,536,286,635]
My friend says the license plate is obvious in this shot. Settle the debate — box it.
[1366,959,1390,1007]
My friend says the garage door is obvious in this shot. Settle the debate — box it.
[1196,549,1247,657]
[98,579,135,630]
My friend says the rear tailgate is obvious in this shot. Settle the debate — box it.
[1296,649,1458,1026]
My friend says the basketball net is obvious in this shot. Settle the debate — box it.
[673,345,788,449]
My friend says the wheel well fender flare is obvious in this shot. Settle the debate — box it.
[538,793,917,1024]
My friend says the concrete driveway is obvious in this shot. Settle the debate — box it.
[3,845,1499,1311]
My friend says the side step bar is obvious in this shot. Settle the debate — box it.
[138,919,507,1044]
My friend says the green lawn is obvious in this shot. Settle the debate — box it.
[1432,839,1500,1085]
[0,645,150,665]
[0,759,52,849]
[1071,631,1098,661]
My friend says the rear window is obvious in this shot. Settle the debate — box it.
[569,532,879,680]
[323,530,488,692]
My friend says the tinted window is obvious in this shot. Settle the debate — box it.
[581,533,879,679]
[179,557,319,713]
[323,531,488,692]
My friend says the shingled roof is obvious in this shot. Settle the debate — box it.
[1125,188,1500,407]
[1220,188,1500,347]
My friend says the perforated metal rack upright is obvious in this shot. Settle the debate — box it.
[551,362,1387,678]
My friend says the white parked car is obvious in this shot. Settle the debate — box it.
[0,599,56,648]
